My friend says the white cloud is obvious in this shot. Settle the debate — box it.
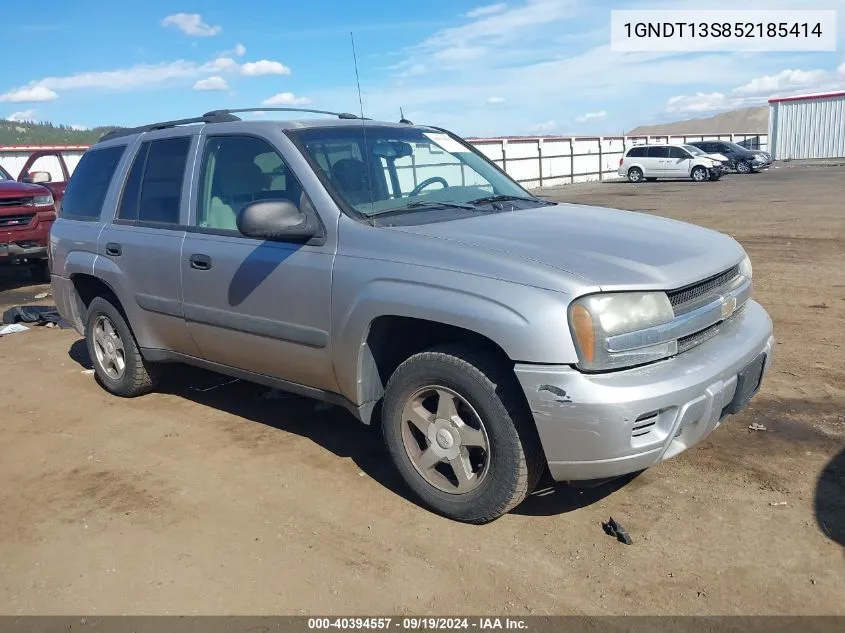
[7,109,36,122]
[232,43,246,57]
[487,96,506,104]
[734,69,829,96]
[465,3,508,19]
[241,60,291,76]
[839,62,845,76]
[665,92,727,113]
[204,57,239,72]
[433,46,487,62]
[161,13,221,37]
[531,120,557,132]
[575,110,606,123]
[262,92,311,106]
[193,76,229,91]
[0,85,58,103]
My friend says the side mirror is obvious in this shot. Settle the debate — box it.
[27,171,52,184]
[236,199,317,241]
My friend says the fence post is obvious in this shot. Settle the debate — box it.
[501,139,508,174]
[569,138,575,184]
[598,136,604,181]
[537,138,544,188]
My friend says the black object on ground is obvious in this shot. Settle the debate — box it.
[2,305,71,328]
[602,517,633,545]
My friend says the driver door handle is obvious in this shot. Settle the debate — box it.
[189,253,212,270]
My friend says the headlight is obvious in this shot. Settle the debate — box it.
[568,292,676,372]
[33,193,54,208]
[739,254,752,279]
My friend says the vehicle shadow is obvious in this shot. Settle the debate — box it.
[815,445,845,549]
[513,471,642,517]
[65,342,643,519]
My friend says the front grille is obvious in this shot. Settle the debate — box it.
[677,322,721,353]
[0,213,36,228]
[0,197,33,208]
[667,264,740,308]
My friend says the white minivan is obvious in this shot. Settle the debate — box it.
[618,144,727,183]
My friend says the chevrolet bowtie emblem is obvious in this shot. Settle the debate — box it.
[721,296,737,319]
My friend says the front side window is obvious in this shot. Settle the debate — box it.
[197,135,307,231]
[289,125,545,220]
[59,145,126,221]
[0,165,11,181]
[668,146,689,159]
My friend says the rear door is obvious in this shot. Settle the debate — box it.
[180,129,336,391]
[96,129,200,356]
[644,145,669,176]
[666,146,692,177]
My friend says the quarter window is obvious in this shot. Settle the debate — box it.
[626,146,646,157]
[59,145,126,221]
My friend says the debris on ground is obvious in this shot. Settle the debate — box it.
[601,517,633,545]
[81,369,95,375]
[0,323,30,336]
[34,292,50,299]
[769,501,788,507]
[2,305,69,328]
[748,423,768,431]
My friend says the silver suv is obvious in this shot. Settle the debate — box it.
[50,108,775,523]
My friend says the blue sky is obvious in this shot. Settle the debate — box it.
[1,0,844,136]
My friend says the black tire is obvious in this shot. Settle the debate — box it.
[627,167,643,183]
[691,166,708,182]
[85,296,159,397]
[709,172,721,181]
[645,177,657,182]
[30,259,51,283]
[736,160,751,174]
[381,345,545,524]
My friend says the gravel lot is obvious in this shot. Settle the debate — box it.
[0,163,843,615]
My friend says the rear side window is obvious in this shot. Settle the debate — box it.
[137,137,191,225]
[626,146,646,157]
[646,146,669,158]
[59,145,126,221]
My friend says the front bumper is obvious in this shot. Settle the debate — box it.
[0,242,47,261]
[515,300,774,481]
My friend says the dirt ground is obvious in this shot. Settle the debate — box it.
[0,163,843,615]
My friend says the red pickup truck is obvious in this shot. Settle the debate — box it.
[0,150,71,282]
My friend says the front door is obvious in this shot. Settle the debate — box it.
[666,146,692,177]
[180,132,337,392]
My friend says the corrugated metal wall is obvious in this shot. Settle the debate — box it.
[769,95,845,160]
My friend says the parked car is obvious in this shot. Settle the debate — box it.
[50,109,774,523]
[0,163,56,281]
[688,140,770,174]
[618,143,726,183]
[16,149,73,205]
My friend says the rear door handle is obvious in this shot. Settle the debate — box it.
[106,242,122,257]
[189,253,212,270]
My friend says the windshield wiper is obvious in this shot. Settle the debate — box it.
[468,194,555,206]
[368,199,477,219]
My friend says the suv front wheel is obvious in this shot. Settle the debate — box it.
[85,296,160,397]
[381,345,544,523]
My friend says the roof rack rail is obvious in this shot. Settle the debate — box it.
[203,107,366,120]
[98,111,241,142]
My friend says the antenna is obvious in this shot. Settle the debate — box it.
[399,107,413,125]
[350,32,376,217]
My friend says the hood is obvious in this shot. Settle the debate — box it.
[391,203,745,292]
[704,153,729,162]
[0,180,50,197]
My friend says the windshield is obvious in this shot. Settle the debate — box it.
[289,125,543,218]
[726,142,751,153]
[683,144,705,156]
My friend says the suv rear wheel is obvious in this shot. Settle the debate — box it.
[85,296,160,397]
[381,345,544,523]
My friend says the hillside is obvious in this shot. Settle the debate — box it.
[627,106,769,136]
[0,119,117,145]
